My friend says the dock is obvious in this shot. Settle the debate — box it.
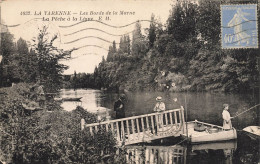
[82,107,186,145]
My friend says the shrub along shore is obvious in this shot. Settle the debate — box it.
[0,83,126,164]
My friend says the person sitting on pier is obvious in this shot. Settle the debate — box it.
[153,96,166,134]
[222,104,233,130]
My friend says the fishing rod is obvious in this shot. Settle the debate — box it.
[232,104,260,119]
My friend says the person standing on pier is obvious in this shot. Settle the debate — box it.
[222,104,233,130]
[114,94,126,138]
[153,96,166,134]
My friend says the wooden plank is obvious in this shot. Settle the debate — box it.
[126,120,130,137]
[155,115,159,133]
[169,112,173,125]
[105,123,108,132]
[174,112,178,128]
[151,116,155,134]
[141,117,144,132]
[85,108,182,127]
[178,110,182,131]
[121,121,125,137]
[131,119,135,136]
[90,127,93,135]
[136,118,140,136]
[160,113,164,132]
[116,122,120,140]
[145,116,150,132]
[111,123,114,133]
[181,108,185,133]
[165,113,168,126]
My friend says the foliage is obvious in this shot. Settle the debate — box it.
[0,26,73,93]
[0,84,125,164]
[92,0,259,93]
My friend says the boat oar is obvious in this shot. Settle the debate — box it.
[232,104,260,119]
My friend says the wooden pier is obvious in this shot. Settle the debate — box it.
[82,107,186,145]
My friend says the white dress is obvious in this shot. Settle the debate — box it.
[222,110,232,130]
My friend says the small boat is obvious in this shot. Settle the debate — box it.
[181,120,237,143]
[54,97,82,101]
[243,126,260,140]
[62,97,82,101]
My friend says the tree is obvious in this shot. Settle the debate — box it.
[0,32,16,86]
[167,1,198,42]
[148,14,156,48]
[132,22,147,56]
[31,26,73,92]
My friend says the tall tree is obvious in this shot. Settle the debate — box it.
[31,26,73,92]
[148,14,156,48]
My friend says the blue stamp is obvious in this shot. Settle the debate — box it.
[221,4,258,49]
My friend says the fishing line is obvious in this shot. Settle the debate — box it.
[232,104,260,119]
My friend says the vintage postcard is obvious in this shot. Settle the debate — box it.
[0,0,259,163]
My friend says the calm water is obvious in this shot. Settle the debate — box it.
[60,89,260,164]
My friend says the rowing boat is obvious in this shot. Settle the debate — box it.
[54,97,82,101]
[243,126,260,140]
[62,97,82,101]
[181,120,237,143]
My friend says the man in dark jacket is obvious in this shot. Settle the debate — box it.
[114,95,126,119]
[114,94,126,139]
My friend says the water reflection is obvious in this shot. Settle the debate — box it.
[126,141,237,164]
[60,89,113,113]
[126,145,186,164]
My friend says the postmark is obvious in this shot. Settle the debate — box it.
[221,4,258,49]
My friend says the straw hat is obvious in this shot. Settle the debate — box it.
[223,104,229,108]
[156,96,162,101]
[120,94,126,100]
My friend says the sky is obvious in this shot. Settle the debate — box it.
[1,0,174,74]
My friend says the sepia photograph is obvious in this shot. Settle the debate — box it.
[0,0,259,163]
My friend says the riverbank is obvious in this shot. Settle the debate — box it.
[0,83,125,163]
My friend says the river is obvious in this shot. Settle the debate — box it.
[60,89,259,164]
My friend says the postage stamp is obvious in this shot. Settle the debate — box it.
[221,4,258,49]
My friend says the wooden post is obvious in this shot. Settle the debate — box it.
[141,117,144,132]
[145,116,150,132]
[169,112,173,125]
[174,111,178,128]
[181,106,185,134]
[126,120,130,138]
[155,114,159,133]
[90,127,93,135]
[81,118,85,131]
[136,118,140,137]
[116,122,120,140]
[165,113,168,126]
[131,119,135,134]
[151,116,155,134]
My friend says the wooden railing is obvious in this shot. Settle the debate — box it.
[82,107,185,145]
